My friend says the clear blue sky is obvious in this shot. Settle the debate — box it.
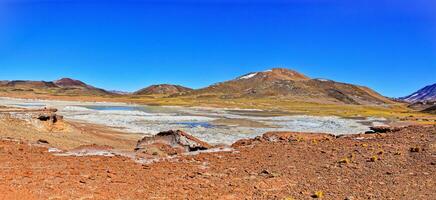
[0,0,434,97]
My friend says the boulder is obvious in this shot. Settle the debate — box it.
[36,113,63,123]
[135,130,211,157]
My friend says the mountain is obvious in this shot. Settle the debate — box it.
[53,78,112,95]
[183,68,393,105]
[0,78,112,96]
[134,84,193,95]
[400,83,436,103]
[54,78,89,88]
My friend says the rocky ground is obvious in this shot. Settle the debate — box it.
[0,107,144,152]
[0,124,434,199]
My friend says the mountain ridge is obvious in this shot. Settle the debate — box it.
[0,68,397,106]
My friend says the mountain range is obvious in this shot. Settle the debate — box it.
[399,83,436,113]
[0,78,111,96]
[1,68,434,107]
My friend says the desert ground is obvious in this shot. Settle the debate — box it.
[0,96,435,199]
[0,118,434,199]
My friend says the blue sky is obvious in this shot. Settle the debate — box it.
[0,0,434,97]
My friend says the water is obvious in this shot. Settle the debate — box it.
[174,122,214,128]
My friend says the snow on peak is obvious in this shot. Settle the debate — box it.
[238,72,258,80]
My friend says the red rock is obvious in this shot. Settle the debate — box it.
[135,130,211,157]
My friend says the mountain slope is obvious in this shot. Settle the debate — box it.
[134,84,193,95]
[184,68,393,105]
[400,83,436,103]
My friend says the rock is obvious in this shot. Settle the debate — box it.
[258,169,280,178]
[410,147,421,152]
[135,130,211,157]
[36,113,63,123]
[37,139,49,144]
[231,138,256,148]
[262,131,334,142]
[368,126,405,134]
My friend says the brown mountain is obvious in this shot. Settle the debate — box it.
[54,78,89,88]
[0,78,112,96]
[184,68,393,105]
[134,84,193,95]
[53,78,112,95]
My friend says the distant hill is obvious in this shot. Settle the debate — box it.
[108,90,132,95]
[407,101,436,111]
[422,104,436,114]
[134,84,193,95]
[183,68,393,105]
[400,83,436,103]
[0,78,112,96]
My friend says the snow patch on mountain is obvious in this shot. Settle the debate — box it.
[238,73,258,80]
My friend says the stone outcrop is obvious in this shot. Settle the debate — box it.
[135,130,211,157]
[366,126,406,134]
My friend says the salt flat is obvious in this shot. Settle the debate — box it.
[0,97,386,144]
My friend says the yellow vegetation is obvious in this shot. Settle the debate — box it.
[312,191,324,198]
[338,158,351,164]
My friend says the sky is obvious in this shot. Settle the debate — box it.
[0,0,434,97]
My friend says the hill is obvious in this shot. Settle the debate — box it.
[0,78,112,96]
[422,105,436,114]
[134,84,193,95]
[183,68,393,105]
